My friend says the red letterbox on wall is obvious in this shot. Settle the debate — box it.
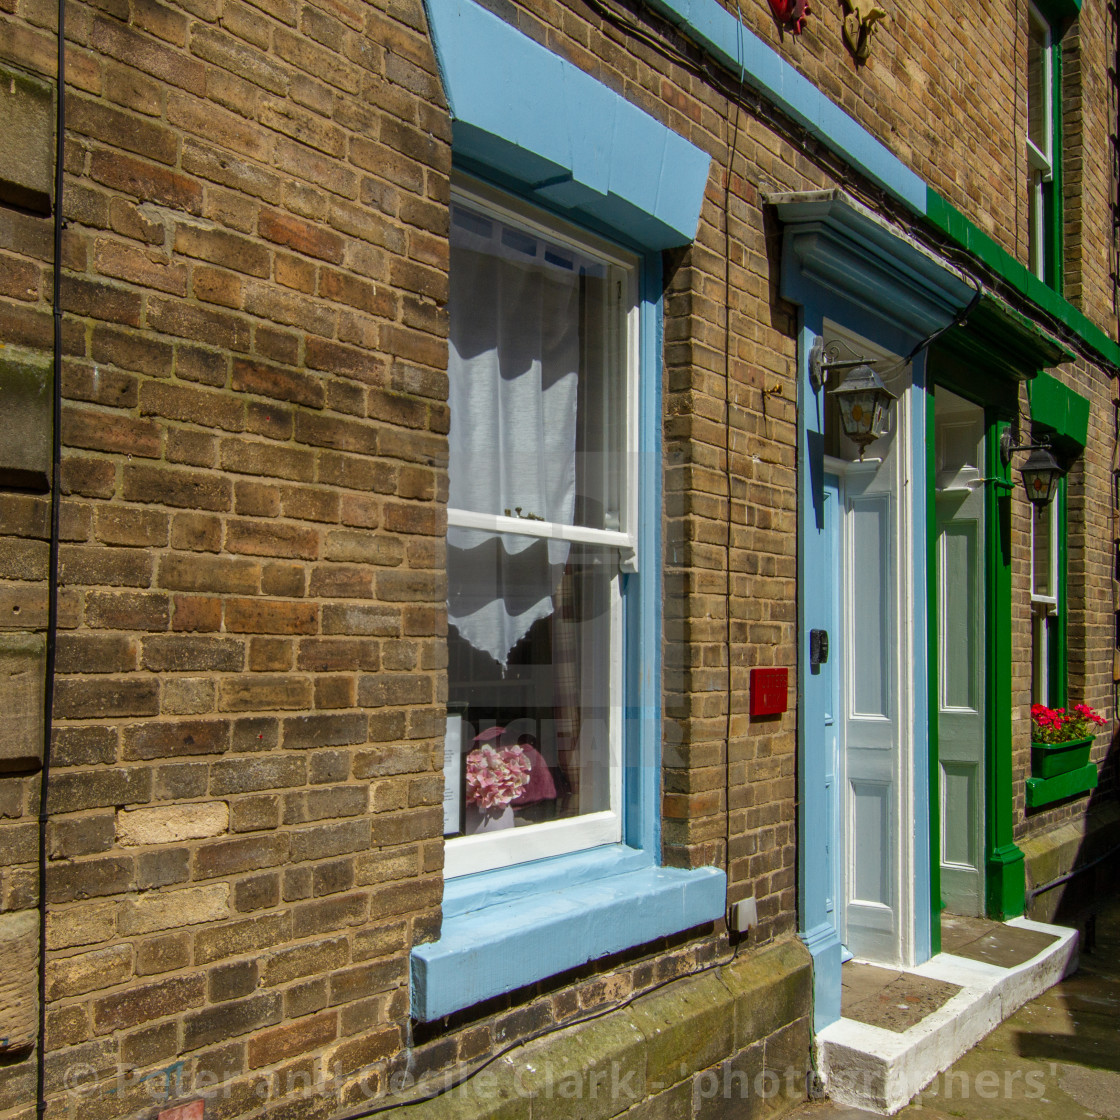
[749,667,789,716]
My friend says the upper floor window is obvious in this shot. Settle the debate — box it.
[1026,3,1058,285]
[442,180,639,878]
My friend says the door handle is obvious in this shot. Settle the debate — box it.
[810,629,829,669]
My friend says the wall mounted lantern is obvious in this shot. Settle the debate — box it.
[1000,430,1064,507]
[809,337,897,458]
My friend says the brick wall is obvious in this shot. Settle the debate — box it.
[0,0,1116,1116]
[0,0,453,1110]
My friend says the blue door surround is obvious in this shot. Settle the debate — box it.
[781,193,974,1029]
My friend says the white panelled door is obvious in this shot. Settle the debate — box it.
[839,457,904,964]
[934,389,987,917]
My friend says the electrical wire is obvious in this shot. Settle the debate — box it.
[721,0,746,913]
[338,935,745,1118]
[36,0,66,1113]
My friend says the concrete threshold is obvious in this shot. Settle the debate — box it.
[815,917,1079,1114]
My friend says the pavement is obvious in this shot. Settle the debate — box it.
[785,890,1120,1118]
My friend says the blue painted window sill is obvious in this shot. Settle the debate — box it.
[410,846,727,1021]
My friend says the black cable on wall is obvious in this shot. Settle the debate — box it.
[36,0,66,1110]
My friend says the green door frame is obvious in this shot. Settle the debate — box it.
[926,364,1027,944]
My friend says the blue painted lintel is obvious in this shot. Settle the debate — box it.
[423,0,711,250]
[412,864,727,1021]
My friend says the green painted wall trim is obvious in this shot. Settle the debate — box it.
[1026,763,1098,808]
[985,415,1026,921]
[1029,372,1090,448]
[926,386,941,954]
[926,189,1120,372]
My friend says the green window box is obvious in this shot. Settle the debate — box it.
[1031,735,1094,779]
[1026,761,1098,809]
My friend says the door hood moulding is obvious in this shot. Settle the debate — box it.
[772,190,1072,379]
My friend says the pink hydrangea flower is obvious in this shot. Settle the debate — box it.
[465,744,531,810]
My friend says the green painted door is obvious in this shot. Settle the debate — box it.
[933,388,987,917]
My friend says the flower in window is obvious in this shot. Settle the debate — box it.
[465,744,532,810]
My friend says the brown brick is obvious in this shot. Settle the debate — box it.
[89,149,204,212]
[139,379,245,431]
[135,932,192,976]
[142,634,244,671]
[90,324,173,376]
[120,1020,179,1066]
[174,220,272,277]
[229,794,281,832]
[233,870,281,912]
[48,811,116,859]
[262,561,306,596]
[226,518,320,560]
[247,1010,337,1069]
[167,428,219,468]
[94,236,188,294]
[288,818,370,861]
[290,891,368,937]
[122,719,231,760]
[170,512,223,552]
[173,594,224,631]
[159,554,259,594]
[193,833,288,879]
[225,597,317,634]
[248,636,292,671]
[62,404,162,458]
[47,855,135,903]
[92,974,206,1034]
[231,357,326,408]
[59,544,153,588]
[304,337,386,383]
[193,912,290,965]
[94,506,169,547]
[258,208,344,263]
[124,464,233,511]
[186,992,280,1055]
[209,753,306,794]
[54,677,159,719]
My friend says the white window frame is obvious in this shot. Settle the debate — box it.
[444,179,641,879]
[1030,493,1059,705]
[1027,2,1054,280]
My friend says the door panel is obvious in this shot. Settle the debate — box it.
[934,389,986,917]
[841,462,902,963]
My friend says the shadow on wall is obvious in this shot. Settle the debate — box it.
[1011,728,1120,1075]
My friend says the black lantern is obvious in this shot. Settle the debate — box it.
[999,429,1065,508]
[1019,445,1062,508]
[831,363,896,458]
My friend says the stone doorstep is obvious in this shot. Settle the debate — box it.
[815,917,1079,1116]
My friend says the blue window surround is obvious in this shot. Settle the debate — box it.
[412,0,725,1023]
